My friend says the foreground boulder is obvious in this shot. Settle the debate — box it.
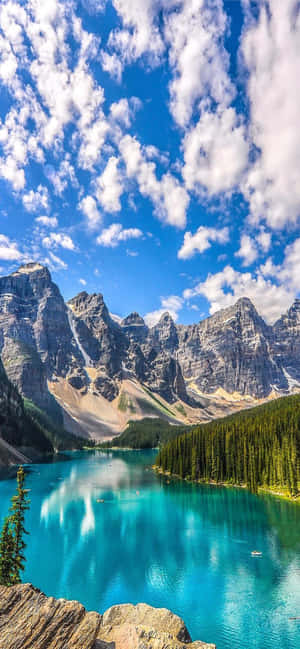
[0,584,215,649]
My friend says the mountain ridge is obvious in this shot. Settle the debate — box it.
[0,262,299,440]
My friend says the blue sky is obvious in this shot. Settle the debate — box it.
[0,0,299,325]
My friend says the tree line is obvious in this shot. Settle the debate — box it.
[0,467,30,586]
[156,394,300,496]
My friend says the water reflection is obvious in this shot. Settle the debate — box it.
[0,450,299,649]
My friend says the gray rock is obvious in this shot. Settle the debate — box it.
[1,263,300,419]
[0,584,215,649]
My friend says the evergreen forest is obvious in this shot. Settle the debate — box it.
[156,395,300,497]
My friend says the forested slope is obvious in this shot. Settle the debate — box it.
[156,395,300,497]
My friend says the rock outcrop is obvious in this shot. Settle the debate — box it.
[0,584,215,649]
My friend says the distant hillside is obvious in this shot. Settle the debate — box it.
[101,417,193,449]
[156,395,300,498]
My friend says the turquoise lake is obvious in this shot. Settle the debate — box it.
[0,449,300,648]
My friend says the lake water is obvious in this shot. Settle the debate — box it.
[0,449,299,648]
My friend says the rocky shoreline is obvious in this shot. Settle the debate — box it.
[0,583,215,649]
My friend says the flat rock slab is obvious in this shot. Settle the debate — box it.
[0,584,215,649]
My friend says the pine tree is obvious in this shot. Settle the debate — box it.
[156,394,300,497]
[0,518,15,586]
[9,466,30,585]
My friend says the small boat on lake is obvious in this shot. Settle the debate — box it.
[96,499,105,503]
[251,551,262,556]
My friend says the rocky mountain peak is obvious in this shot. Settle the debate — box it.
[12,262,48,276]
[121,312,146,327]
[157,311,175,325]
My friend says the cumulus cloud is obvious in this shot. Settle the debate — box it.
[42,232,76,251]
[178,225,229,260]
[235,229,272,266]
[101,51,123,82]
[241,0,300,228]
[96,223,143,247]
[184,235,300,324]
[79,195,102,229]
[35,216,58,228]
[22,185,49,212]
[144,295,183,327]
[183,265,294,324]
[183,107,248,195]
[119,134,189,228]
[262,238,300,294]
[45,159,78,195]
[0,0,110,191]
[235,234,258,266]
[95,157,123,212]
[106,0,164,71]
[0,234,23,261]
[164,0,234,128]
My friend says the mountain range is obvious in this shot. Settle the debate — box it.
[0,262,300,444]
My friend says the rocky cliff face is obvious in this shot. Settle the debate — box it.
[68,291,188,404]
[0,584,215,649]
[177,298,285,398]
[0,264,86,414]
[0,263,300,439]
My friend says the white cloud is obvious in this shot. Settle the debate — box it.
[235,234,258,266]
[119,134,189,228]
[144,295,183,327]
[42,232,76,251]
[96,223,143,247]
[107,0,164,71]
[178,225,229,260]
[81,0,107,14]
[45,251,68,271]
[109,99,131,127]
[241,0,300,228]
[256,229,271,253]
[22,185,49,212]
[79,195,102,229]
[0,0,110,184]
[183,107,248,196]
[0,234,23,261]
[101,51,123,82]
[79,278,87,286]
[95,156,123,213]
[45,159,78,195]
[235,228,272,266]
[35,215,58,228]
[183,263,295,324]
[164,0,234,128]
[262,237,300,294]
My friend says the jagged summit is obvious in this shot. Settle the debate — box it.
[0,263,300,439]
[121,312,146,327]
[12,262,47,275]
[156,311,176,325]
